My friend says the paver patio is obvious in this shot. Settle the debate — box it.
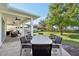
[0,37,70,56]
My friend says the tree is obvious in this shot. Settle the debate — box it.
[47,3,79,35]
[38,20,46,31]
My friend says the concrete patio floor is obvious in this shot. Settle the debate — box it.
[0,37,70,56]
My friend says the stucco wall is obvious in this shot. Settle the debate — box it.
[0,14,6,46]
[0,14,2,46]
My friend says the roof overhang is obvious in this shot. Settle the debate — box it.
[0,3,40,26]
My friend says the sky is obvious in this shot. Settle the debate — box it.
[9,3,49,25]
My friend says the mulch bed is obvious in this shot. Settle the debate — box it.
[62,44,79,56]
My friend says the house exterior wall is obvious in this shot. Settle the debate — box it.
[0,14,2,46]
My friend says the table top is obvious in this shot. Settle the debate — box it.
[31,35,52,44]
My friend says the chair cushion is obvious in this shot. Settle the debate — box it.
[22,43,32,48]
[20,36,31,43]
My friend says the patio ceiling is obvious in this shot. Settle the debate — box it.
[0,3,40,26]
[3,14,31,26]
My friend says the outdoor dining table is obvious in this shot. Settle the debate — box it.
[31,35,52,56]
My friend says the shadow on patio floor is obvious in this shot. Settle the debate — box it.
[63,44,79,56]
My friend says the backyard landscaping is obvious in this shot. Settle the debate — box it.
[34,32,79,47]
[34,4,79,48]
[33,4,79,56]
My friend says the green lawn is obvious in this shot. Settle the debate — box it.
[34,32,79,47]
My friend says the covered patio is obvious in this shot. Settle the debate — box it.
[0,3,39,46]
[0,3,70,56]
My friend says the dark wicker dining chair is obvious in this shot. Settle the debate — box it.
[49,34,56,39]
[20,36,32,56]
[25,34,32,41]
[49,34,56,43]
[52,36,62,56]
[38,33,44,35]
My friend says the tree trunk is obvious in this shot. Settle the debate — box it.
[60,26,63,35]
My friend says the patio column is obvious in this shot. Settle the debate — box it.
[17,26,20,32]
[30,17,33,36]
[22,23,25,36]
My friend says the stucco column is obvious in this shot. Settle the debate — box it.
[0,14,2,46]
[30,18,33,36]
[22,23,25,36]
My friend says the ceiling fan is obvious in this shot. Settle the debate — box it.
[15,17,21,21]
